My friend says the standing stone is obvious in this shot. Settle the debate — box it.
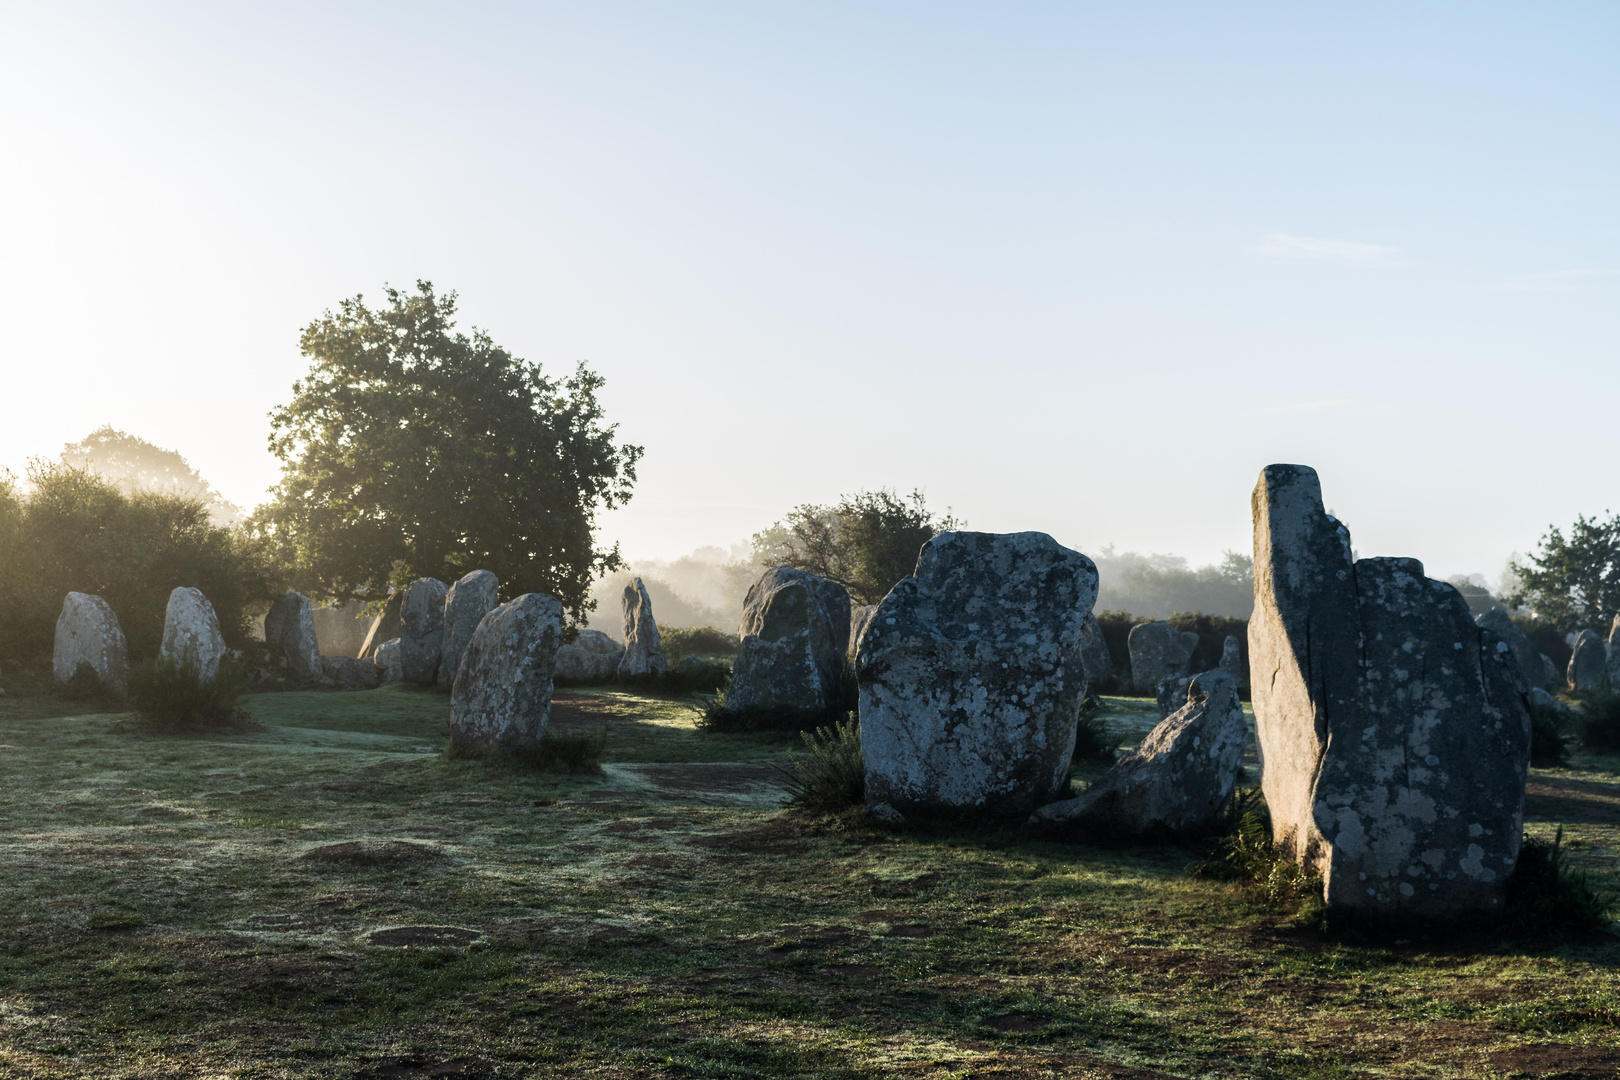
[439,570,500,689]
[849,604,881,661]
[1568,630,1607,691]
[1031,670,1247,834]
[729,567,851,717]
[1128,621,1199,693]
[52,592,129,694]
[1217,634,1247,692]
[1609,615,1620,690]
[264,592,321,681]
[1155,674,1193,719]
[358,592,403,659]
[1540,653,1561,690]
[449,594,564,753]
[553,629,624,683]
[161,587,228,683]
[1250,464,1530,918]
[374,638,404,684]
[616,577,666,679]
[1476,606,1552,690]
[1078,613,1113,686]
[399,578,448,685]
[859,531,1098,814]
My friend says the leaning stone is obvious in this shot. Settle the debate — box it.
[1568,630,1606,691]
[1128,621,1198,693]
[728,566,851,718]
[1476,606,1552,689]
[399,578,448,685]
[1078,613,1113,686]
[1249,464,1529,918]
[264,592,322,681]
[53,592,129,694]
[449,593,564,753]
[439,570,500,689]
[849,604,881,661]
[321,655,380,691]
[374,638,404,684]
[358,591,403,659]
[859,530,1098,814]
[1156,673,1193,719]
[616,577,666,679]
[553,629,624,683]
[1031,670,1247,835]
[161,587,227,684]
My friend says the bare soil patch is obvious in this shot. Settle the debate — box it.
[301,840,447,866]
[354,1057,495,1079]
[367,926,482,947]
[689,818,811,859]
[1489,1042,1620,1078]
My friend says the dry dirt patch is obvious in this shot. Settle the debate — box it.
[301,841,446,866]
[367,926,482,947]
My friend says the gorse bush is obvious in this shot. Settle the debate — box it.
[1578,689,1620,753]
[1071,694,1115,764]
[1500,827,1613,936]
[778,715,865,811]
[127,655,250,732]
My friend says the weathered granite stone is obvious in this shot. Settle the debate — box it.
[161,587,227,683]
[1249,464,1530,918]
[553,629,624,683]
[358,591,403,659]
[1156,673,1193,719]
[264,592,321,681]
[321,655,381,690]
[399,578,448,685]
[867,801,907,825]
[1528,686,1572,716]
[1540,653,1561,689]
[1031,670,1247,834]
[1078,613,1113,686]
[449,593,563,753]
[1476,606,1551,689]
[374,638,403,684]
[728,567,851,717]
[53,592,128,693]
[859,531,1098,814]
[439,570,500,689]
[1218,635,1247,692]
[617,578,666,679]
[849,604,881,661]
[1128,621,1199,693]
[1568,630,1607,692]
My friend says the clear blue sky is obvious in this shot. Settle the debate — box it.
[2,3,1615,581]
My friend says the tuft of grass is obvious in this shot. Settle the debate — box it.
[1071,693,1116,764]
[1188,788,1322,910]
[776,715,864,812]
[1577,688,1620,752]
[126,655,250,732]
[1501,826,1614,936]
[444,725,607,773]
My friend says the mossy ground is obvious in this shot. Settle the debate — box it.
[1,686,1618,1078]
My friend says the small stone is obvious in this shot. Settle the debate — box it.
[1128,621,1199,693]
[53,592,129,694]
[867,801,907,825]
[1030,670,1248,835]
[374,638,404,684]
[1568,630,1606,691]
[449,593,564,753]
[1078,613,1113,686]
[264,592,322,681]
[1476,605,1554,690]
[439,570,500,689]
[399,578,448,685]
[358,592,403,659]
[1217,635,1247,692]
[553,629,624,683]
[617,578,666,679]
[321,655,381,690]
[1528,686,1572,715]
[161,587,227,684]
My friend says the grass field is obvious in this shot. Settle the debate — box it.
[1,681,1618,1078]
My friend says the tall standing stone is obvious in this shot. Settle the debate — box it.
[1128,621,1198,693]
[1568,630,1607,691]
[52,593,129,694]
[161,587,227,684]
[859,531,1098,814]
[1250,464,1530,918]
[616,577,666,679]
[264,592,322,681]
[728,567,851,717]
[449,594,563,753]
[439,570,500,689]
[399,578,448,685]
[358,591,403,659]
[1031,669,1248,835]
[1078,613,1113,686]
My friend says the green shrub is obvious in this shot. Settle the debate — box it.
[667,657,731,693]
[1189,788,1321,909]
[126,655,250,732]
[660,626,738,663]
[1500,827,1613,936]
[444,725,606,773]
[1577,689,1620,753]
[1071,694,1116,764]
[1529,698,1572,765]
[777,715,864,811]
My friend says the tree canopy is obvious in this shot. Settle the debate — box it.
[254,282,641,625]
[1507,512,1620,631]
[61,425,244,526]
[752,489,961,606]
